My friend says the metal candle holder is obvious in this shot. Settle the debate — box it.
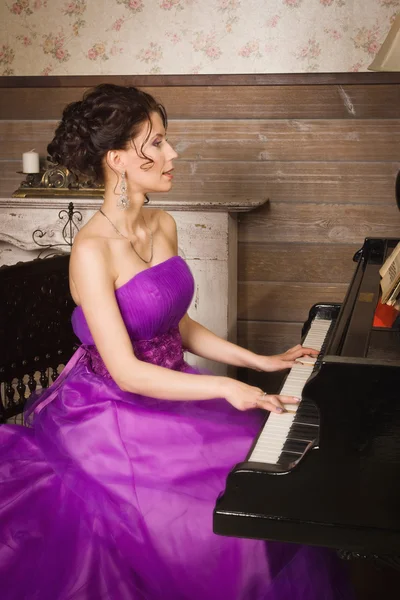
[12,165,104,198]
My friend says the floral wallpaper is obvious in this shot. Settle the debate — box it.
[0,0,398,76]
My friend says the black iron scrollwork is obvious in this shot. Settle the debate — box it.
[32,202,82,258]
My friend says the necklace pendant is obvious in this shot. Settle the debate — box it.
[98,208,153,264]
[129,241,152,264]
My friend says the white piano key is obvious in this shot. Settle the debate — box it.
[248,316,332,465]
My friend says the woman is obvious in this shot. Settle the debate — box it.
[0,84,354,599]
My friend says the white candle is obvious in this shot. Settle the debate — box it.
[22,150,40,174]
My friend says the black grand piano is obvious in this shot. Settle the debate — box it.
[214,237,400,563]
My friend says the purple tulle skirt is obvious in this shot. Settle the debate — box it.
[0,345,354,600]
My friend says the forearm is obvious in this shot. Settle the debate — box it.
[180,316,260,369]
[116,357,227,400]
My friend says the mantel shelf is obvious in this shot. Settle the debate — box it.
[1,196,268,213]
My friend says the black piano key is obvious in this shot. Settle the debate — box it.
[289,423,318,441]
[284,439,311,454]
[296,402,317,415]
[286,433,314,444]
[279,450,303,462]
[294,412,319,426]
[289,422,317,435]
[295,410,319,420]
[279,396,320,460]
[295,404,319,418]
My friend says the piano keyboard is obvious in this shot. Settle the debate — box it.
[248,317,333,466]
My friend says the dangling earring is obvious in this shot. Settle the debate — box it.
[117,171,129,210]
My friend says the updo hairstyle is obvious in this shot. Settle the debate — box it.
[47,84,167,182]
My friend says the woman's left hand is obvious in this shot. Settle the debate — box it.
[253,344,319,373]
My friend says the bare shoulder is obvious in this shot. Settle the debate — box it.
[144,208,177,256]
[71,227,109,263]
[71,210,113,255]
[159,209,177,232]
[70,228,114,288]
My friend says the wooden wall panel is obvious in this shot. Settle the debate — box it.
[3,119,400,162]
[1,84,400,120]
[238,202,400,244]
[0,163,21,197]
[168,120,400,162]
[238,282,348,322]
[238,321,303,355]
[170,161,399,204]
[0,121,56,159]
[238,243,360,283]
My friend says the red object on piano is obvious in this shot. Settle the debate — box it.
[373,301,399,328]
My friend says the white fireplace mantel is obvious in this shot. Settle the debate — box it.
[0,196,267,375]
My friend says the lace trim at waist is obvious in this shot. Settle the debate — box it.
[86,326,189,379]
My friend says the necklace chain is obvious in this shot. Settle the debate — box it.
[98,208,154,265]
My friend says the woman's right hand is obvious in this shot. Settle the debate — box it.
[221,378,300,414]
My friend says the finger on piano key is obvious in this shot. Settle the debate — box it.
[282,402,298,413]
[300,346,320,356]
[295,356,317,366]
[281,397,301,413]
[278,395,300,405]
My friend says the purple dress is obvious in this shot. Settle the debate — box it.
[0,256,354,600]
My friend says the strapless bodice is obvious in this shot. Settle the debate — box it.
[71,256,195,346]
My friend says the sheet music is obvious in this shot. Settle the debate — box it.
[380,242,400,305]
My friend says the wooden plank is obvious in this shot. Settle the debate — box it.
[3,118,400,161]
[0,121,57,159]
[2,73,400,87]
[0,90,106,122]
[218,161,398,205]
[331,84,400,119]
[238,320,304,355]
[238,243,359,283]
[168,160,399,205]
[147,161,399,206]
[238,202,400,244]
[2,85,400,119]
[238,281,348,322]
[167,120,400,162]
[0,161,20,197]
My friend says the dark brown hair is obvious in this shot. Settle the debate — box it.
[47,83,167,182]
